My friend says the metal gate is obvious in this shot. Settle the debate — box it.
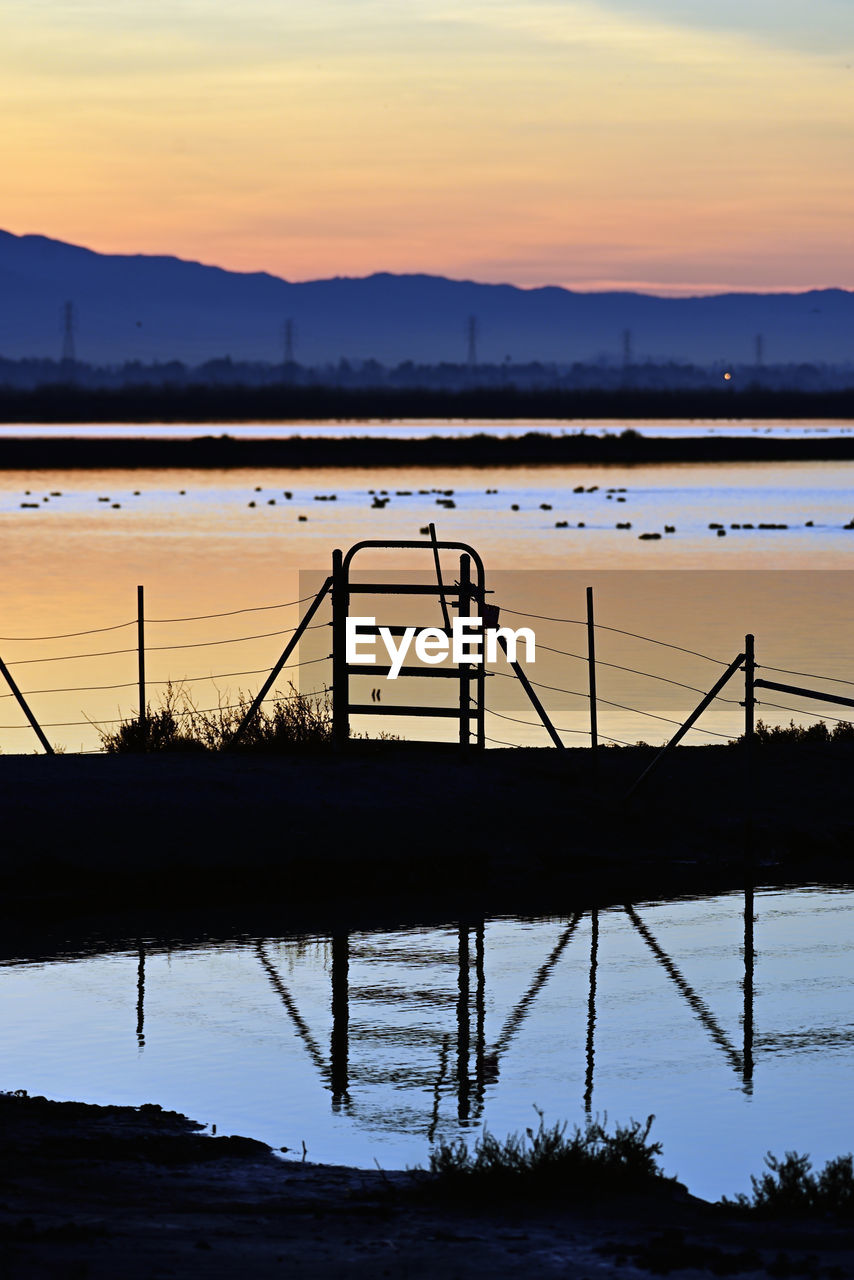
[331,538,487,750]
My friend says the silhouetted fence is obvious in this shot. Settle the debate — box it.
[1,566,853,763]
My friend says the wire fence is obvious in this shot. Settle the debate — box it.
[0,585,852,753]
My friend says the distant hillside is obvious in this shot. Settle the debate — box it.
[1,229,852,366]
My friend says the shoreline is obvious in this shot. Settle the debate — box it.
[2,1091,853,1279]
[1,385,854,426]
[3,429,854,469]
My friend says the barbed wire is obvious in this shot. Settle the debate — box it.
[758,663,854,689]
[9,646,139,666]
[3,622,328,667]
[0,620,136,642]
[497,604,729,665]
[0,682,333,731]
[145,592,322,624]
[146,623,327,654]
[483,706,653,747]
[486,706,587,735]
[755,699,853,726]
[489,669,733,737]
[534,641,742,702]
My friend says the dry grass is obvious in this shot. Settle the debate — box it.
[98,682,332,754]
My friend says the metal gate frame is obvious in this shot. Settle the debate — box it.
[331,539,487,750]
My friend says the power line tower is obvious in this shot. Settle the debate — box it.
[466,315,478,369]
[61,301,76,366]
[283,318,296,365]
[754,333,764,366]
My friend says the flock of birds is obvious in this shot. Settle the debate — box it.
[12,483,849,539]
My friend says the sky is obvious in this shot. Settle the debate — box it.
[2,0,852,295]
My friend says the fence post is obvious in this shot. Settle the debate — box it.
[743,633,755,744]
[0,652,54,754]
[137,585,146,747]
[332,549,348,751]
[586,587,598,771]
[459,554,471,748]
[743,631,755,863]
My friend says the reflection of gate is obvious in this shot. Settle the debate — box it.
[331,538,488,750]
[244,891,757,1131]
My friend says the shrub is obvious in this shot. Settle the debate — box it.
[735,718,854,747]
[98,682,332,754]
[721,1151,854,1218]
[419,1111,672,1202]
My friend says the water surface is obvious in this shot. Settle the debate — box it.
[2,885,852,1202]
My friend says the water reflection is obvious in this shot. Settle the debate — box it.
[6,885,852,1199]
[584,909,598,1114]
[136,943,145,1052]
[242,891,757,1122]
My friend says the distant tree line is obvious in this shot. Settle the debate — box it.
[1,354,854,397]
[1,382,854,426]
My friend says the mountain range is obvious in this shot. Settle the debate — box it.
[1,229,851,367]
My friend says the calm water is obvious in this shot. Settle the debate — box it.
[2,886,853,1202]
[2,418,854,440]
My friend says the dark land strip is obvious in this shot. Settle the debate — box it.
[1,383,854,427]
[1,746,851,933]
[4,430,854,470]
[2,1091,853,1279]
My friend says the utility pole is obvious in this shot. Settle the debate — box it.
[61,301,76,367]
[283,318,296,365]
[754,333,764,366]
[466,315,478,369]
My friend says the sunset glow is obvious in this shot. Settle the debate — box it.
[1,0,852,292]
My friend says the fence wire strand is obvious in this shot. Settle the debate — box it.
[758,664,854,689]
[145,592,322,624]
[0,620,136,642]
[498,604,728,665]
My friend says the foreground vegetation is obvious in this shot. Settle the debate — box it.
[420,1110,854,1218]
[98,683,332,753]
[420,1112,673,1202]
[748,718,854,747]
[722,1151,854,1219]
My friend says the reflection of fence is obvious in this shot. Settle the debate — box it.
[209,895,757,1132]
[2,542,853,755]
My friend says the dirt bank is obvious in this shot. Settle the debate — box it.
[1,745,851,929]
[2,1092,852,1279]
[3,428,854,468]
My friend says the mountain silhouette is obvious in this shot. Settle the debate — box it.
[1,229,851,366]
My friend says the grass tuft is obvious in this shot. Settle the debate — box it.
[739,718,854,747]
[418,1111,673,1202]
[721,1151,854,1219]
[98,682,332,754]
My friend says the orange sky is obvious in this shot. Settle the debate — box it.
[2,0,852,293]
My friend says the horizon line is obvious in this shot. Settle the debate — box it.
[2,228,850,303]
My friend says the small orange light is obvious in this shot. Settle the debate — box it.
[723,372,732,381]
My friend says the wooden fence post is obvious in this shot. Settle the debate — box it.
[744,633,755,744]
[0,652,54,754]
[137,585,146,746]
[459,554,471,748]
[332,549,348,751]
[586,586,598,770]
